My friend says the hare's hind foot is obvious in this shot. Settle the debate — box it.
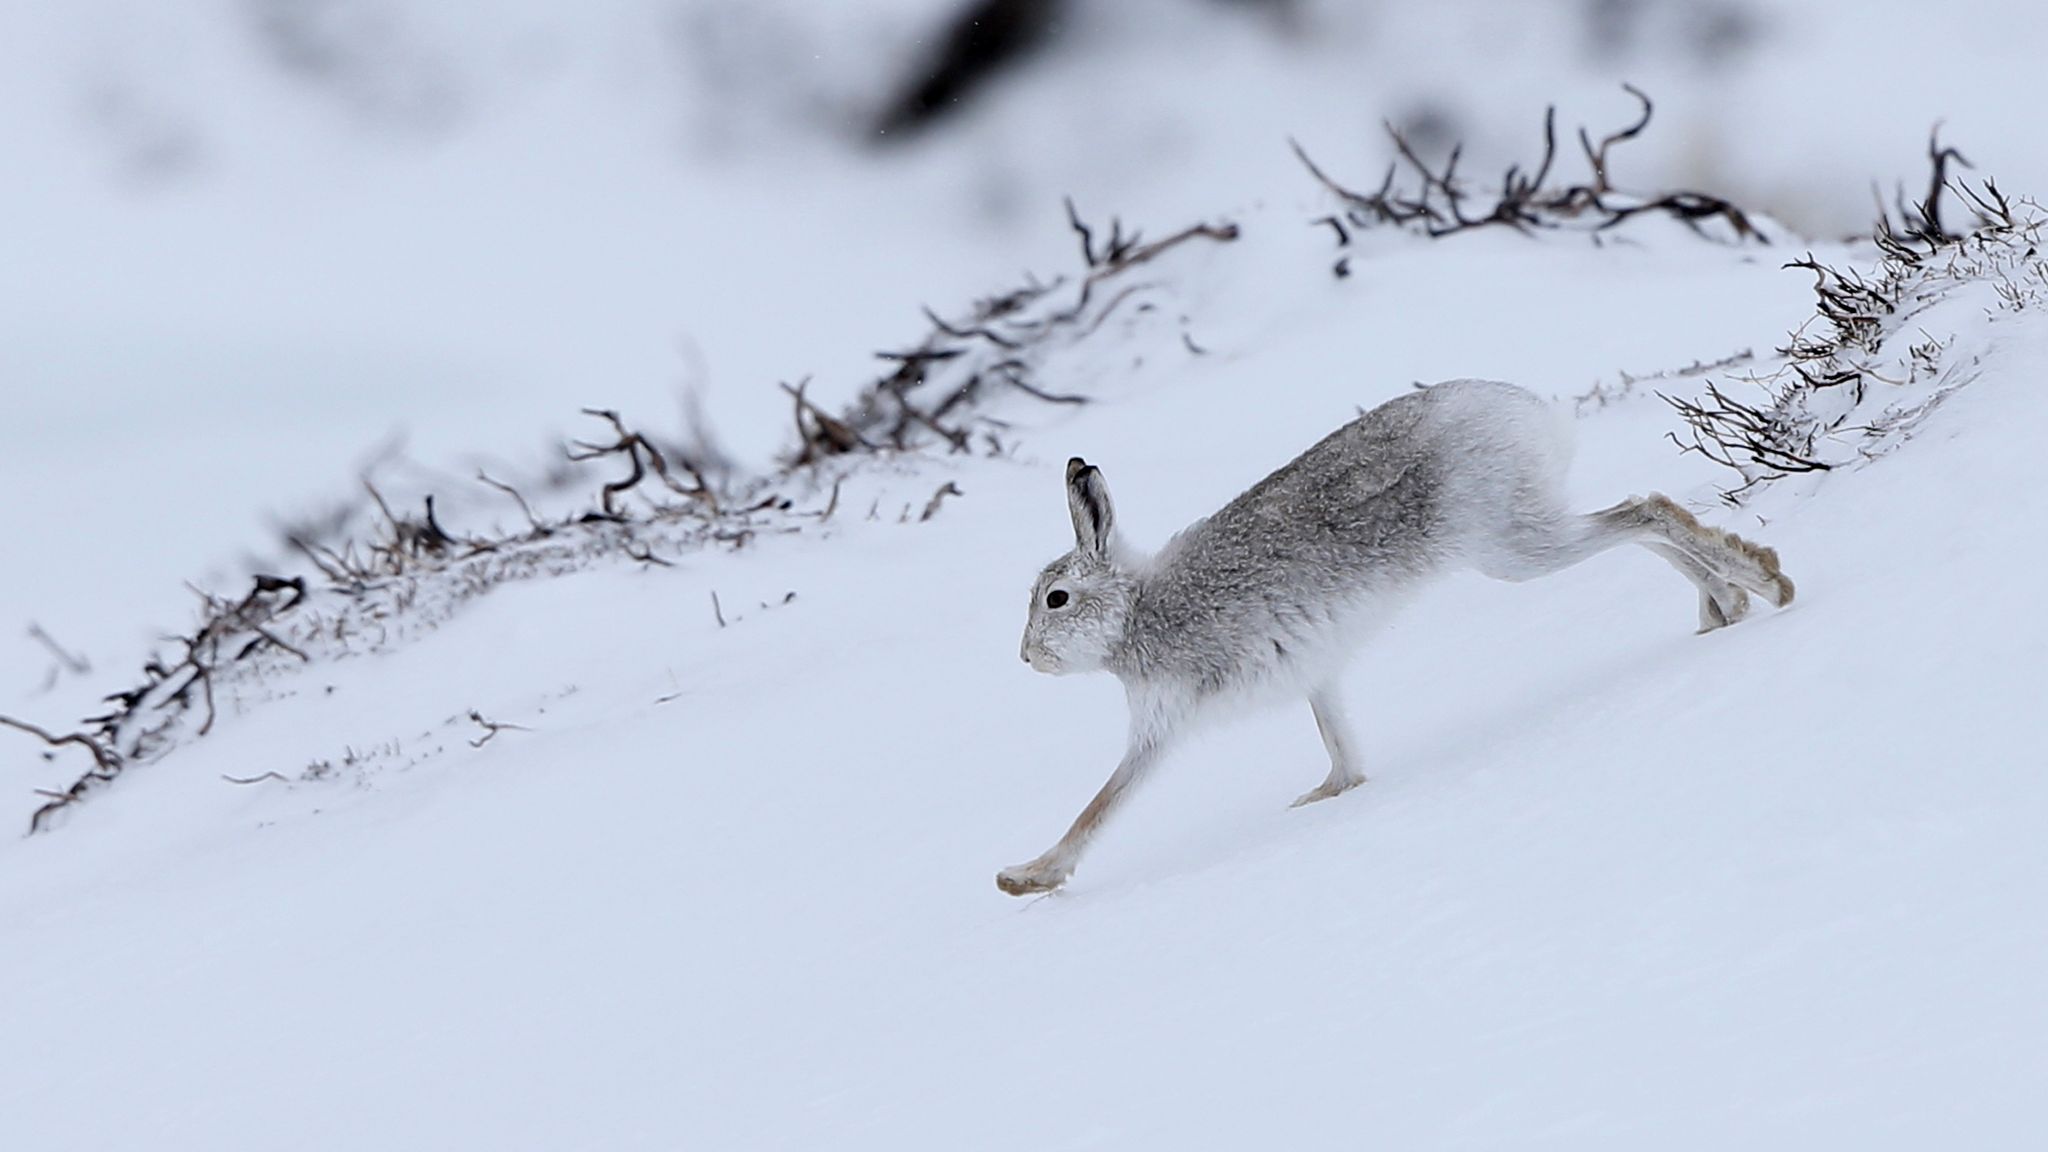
[1696,583,1751,633]
[1577,496,1793,629]
[1640,495,1796,609]
[1743,544,1796,608]
[1651,541,1751,633]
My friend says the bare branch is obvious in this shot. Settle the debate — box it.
[922,305,1020,350]
[1296,86,1762,251]
[624,540,673,568]
[919,481,964,522]
[570,407,720,517]
[466,710,530,749]
[1064,195,1098,267]
[476,470,550,536]
[1,714,119,774]
[1581,83,1653,194]
[26,624,90,676]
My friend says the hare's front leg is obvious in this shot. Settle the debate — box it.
[1291,684,1367,807]
[998,739,1166,896]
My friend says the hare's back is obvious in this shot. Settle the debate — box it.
[1169,380,1564,579]
[1261,375,1554,495]
[1122,381,1564,693]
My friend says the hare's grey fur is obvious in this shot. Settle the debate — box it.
[1000,379,1793,896]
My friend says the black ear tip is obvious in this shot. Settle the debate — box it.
[1066,456,1090,481]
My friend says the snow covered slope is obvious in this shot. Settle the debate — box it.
[11,0,2048,709]
[4,189,2044,1148]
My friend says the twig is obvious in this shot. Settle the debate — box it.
[1912,127,1973,241]
[569,408,720,517]
[194,636,218,737]
[2,714,123,833]
[364,477,401,533]
[921,305,1020,350]
[1,715,119,773]
[919,481,964,522]
[247,625,310,662]
[710,591,726,629]
[290,536,371,589]
[476,470,550,535]
[1579,83,1653,194]
[1064,196,1098,266]
[26,624,90,676]
[467,710,530,749]
[655,668,685,706]
[626,539,673,567]
[222,772,290,785]
[1088,222,1238,279]
[989,361,1088,405]
[782,378,872,463]
[879,373,972,452]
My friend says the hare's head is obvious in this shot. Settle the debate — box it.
[1021,458,1134,675]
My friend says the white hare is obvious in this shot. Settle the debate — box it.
[1000,378,1793,896]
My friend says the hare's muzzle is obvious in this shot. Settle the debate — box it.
[1020,638,1058,674]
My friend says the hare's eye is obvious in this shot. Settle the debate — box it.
[1045,589,1070,609]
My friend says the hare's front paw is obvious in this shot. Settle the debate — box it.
[996,859,1069,896]
[1291,775,1364,808]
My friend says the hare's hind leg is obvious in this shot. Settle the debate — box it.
[1477,494,1789,632]
[1590,495,1795,617]
[1292,684,1366,807]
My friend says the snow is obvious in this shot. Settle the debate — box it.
[5,4,2047,1148]
[8,197,2048,1144]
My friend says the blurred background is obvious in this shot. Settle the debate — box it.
[2,0,2039,711]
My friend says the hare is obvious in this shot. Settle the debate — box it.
[999,378,1793,896]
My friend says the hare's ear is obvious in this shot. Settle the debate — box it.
[1065,456,1116,555]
